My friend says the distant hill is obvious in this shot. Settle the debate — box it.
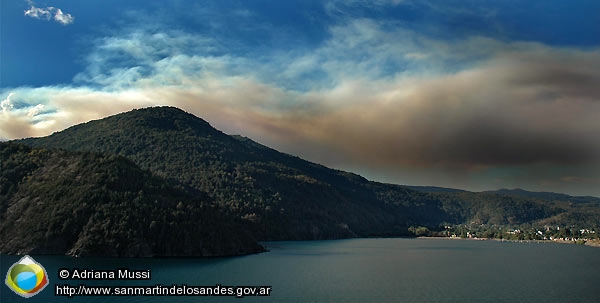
[0,143,264,257]
[484,188,600,205]
[13,106,600,249]
[404,186,467,193]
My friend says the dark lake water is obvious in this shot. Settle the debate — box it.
[2,238,599,302]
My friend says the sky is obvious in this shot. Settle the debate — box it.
[1,0,600,197]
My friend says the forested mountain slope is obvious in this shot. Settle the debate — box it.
[19,107,600,242]
[0,143,264,257]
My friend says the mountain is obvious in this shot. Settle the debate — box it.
[16,107,600,244]
[20,107,423,239]
[0,142,264,257]
[404,186,467,193]
[406,186,600,205]
[485,188,600,205]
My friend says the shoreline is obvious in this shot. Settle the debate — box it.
[417,236,600,247]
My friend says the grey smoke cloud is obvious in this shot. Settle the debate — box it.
[1,22,599,195]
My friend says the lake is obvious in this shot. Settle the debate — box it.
[2,238,599,302]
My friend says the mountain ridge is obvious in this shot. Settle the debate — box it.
[19,106,599,201]
[484,188,600,203]
[6,106,598,253]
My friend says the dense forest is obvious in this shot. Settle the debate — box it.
[3,106,597,256]
[0,142,264,257]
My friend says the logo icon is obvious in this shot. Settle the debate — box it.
[5,255,49,298]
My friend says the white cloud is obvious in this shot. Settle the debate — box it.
[1,93,15,114]
[27,104,45,118]
[24,6,51,19]
[24,3,74,25]
[325,0,406,17]
[53,8,74,25]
